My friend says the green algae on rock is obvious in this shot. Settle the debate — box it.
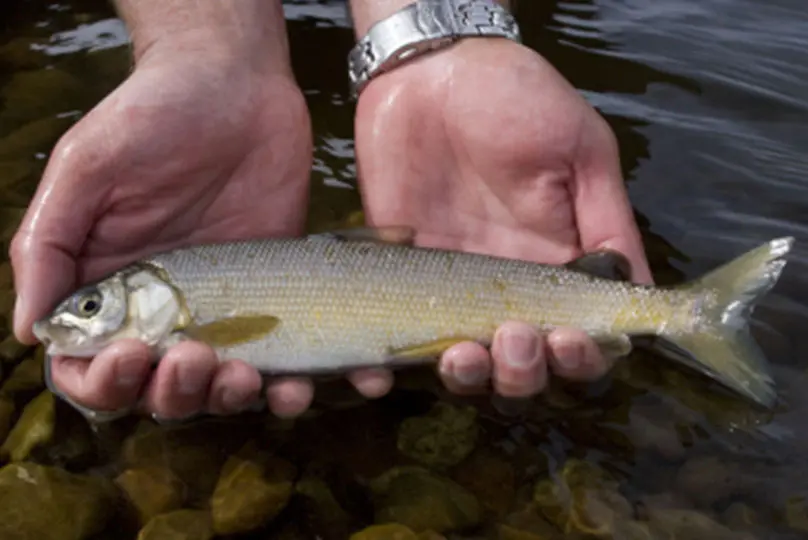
[396,401,479,469]
[0,462,117,540]
[0,389,55,462]
[115,466,187,527]
[369,465,481,534]
[0,347,45,398]
[294,471,354,538]
[136,509,214,540]
[452,449,516,518]
[209,442,296,535]
[350,523,420,540]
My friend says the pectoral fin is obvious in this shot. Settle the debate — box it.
[566,251,632,281]
[388,337,475,362]
[314,226,416,245]
[187,315,280,348]
[592,334,633,359]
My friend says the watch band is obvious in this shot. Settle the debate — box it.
[347,0,521,98]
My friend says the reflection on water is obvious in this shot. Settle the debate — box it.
[1,0,808,538]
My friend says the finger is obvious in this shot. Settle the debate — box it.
[438,341,492,395]
[546,327,612,381]
[10,126,114,344]
[572,118,653,285]
[141,341,218,419]
[50,339,152,412]
[347,368,394,399]
[207,359,263,415]
[490,321,548,397]
[265,377,314,418]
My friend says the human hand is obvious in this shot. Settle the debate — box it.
[10,26,321,420]
[351,38,652,399]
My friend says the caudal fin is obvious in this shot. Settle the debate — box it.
[662,237,794,409]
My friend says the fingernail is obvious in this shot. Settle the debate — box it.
[501,329,538,368]
[177,363,209,395]
[453,363,489,387]
[558,343,582,371]
[116,356,144,388]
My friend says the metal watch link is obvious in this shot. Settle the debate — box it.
[347,0,521,98]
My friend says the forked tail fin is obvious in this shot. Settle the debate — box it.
[662,237,794,408]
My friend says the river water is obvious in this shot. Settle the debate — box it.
[1,0,807,538]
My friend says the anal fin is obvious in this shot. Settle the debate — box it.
[566,251,633,281]
[186,315,280,348]
[388,337,475,361]
[313,226,416,245]
[592,334,633,359]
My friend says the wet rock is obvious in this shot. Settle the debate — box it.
[0,397,13,443]
[0,116,75,160]
[369,465,481,533]
[675,455,759,507]
[0,334,30,364]
[0,348,44,398]
[115,466,186,526]
[0,261,12,290]
[350,523,420,540]
[496,524,552,540]
[209,442,296,535]
[0,160,39,206]
[532,459,633,537]
[137,509,214,540]
[121,420,233,499]
[501,506,562,539]
[784,495,808,533]
[625,403,688,462]
[452,449,515,517]
[1,69,86,125]
[294,472,353,538]
[397,401,479,469]
[0,389,55,461]
[0,462,117,540]
[0,38,49,70]
[646,508,753,540]
[722,502,760,531]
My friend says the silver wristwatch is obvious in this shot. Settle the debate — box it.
[347,0,521,98]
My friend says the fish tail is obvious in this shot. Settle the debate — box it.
[662,237,794,408]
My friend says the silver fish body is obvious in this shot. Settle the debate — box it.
[33,229,795,408]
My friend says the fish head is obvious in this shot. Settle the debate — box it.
[32,264,183,357]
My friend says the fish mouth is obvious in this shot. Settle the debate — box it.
[31,320,98,358]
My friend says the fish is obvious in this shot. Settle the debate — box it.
[32,227,794,409]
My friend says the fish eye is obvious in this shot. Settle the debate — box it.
[71,289,103,318]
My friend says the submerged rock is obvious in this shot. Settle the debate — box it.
[396,401,479,469]
[350,523,420,540]
[0,389,55,461]
[452,449,516,518]
[369,465,481,533]
[0,462,117,540]
[0,348,44,398]
[532,459,633,537]
[785,495,808,533]
[209,442,296,535]
[115,466,187,526]
[137,509,214,540]
[295,471,353,538]
[646,508,753,540]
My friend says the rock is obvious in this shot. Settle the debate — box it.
[496,524,556,540]
[0,261,12,290]
[369,466,481,533]
[0,116,75,160]
[532,459,633,537]
[0,349,44,398]
[0,334,30,364]
[675,456,758,507]
[646,508,752,540]
[0,38,49,70]
[137,509,214,540]
[209,443,296,535]
[397,402,479,469]
[294,472,353,538]
[350,523,420,540]
[501,506,562,539]
[115,466,186,526]
[785,495,808,533]
[452,449,515,517]
[0,69,86,126]
[0,389,55,461]
[0,462,116,540]
[0,397,13,443]
[722,502,760,531]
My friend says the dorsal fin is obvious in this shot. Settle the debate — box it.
[312,226,416,246]
[566,250,632,281]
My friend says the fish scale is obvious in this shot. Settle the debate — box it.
[147,235,690,373]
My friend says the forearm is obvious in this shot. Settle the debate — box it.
[114,0,292,75]
[349,0,512,36]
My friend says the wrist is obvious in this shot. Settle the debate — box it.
[349,0,512,37]
[114,0,293,77]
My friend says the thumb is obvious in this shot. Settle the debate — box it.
[10,129,106,344]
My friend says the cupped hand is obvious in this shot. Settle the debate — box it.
[10,45,323,420]
[351,39,653,399]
